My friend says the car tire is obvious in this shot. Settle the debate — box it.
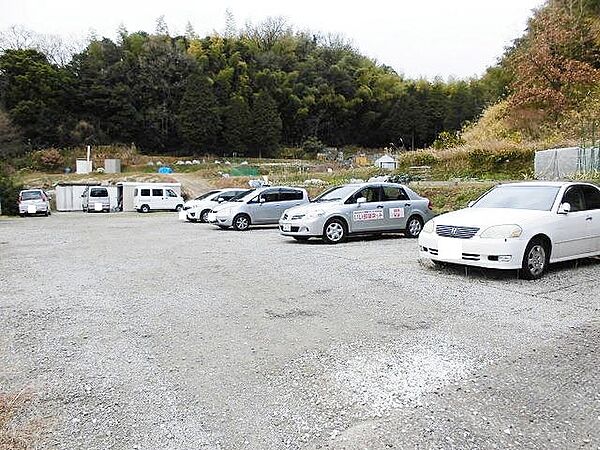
[520,238,550,280]
[293,237,310,242]
[233,214,251,231]
[175,204,183,212]
[140,204,150,213]
[200,209,211,223]
[405,215,424,238]
[323,218,347,244]
[44,210,49,216]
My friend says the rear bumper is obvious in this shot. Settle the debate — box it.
[418,232,527,270]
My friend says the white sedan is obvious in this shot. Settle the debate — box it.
[418,181,600,279]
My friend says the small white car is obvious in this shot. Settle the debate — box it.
[207,186,309,230]
[418,181,600,279]
[184,189,250,222]
[19,189,51,216]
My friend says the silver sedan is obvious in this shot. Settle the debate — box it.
[279,182,434,244]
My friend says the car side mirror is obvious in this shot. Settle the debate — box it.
[217,197,225,203]
[467,201,475,207]
[558,202,571,215]
[259,197,266,203]
[356,197,367,205]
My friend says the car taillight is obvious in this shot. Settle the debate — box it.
[428,200,433,210]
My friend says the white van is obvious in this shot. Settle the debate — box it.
[134,186,184,213]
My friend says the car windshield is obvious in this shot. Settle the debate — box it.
[313,185,359,202]
[473,185,561,211]
[21,191,42,200]
[195,190,220,200]
[232,189,255,201]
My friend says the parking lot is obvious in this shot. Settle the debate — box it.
[1,212,599,449]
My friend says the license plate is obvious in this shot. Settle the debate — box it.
[438,239,463,260]
[282,223,291,232]
[27,205,37,214]
[94,203,103,211]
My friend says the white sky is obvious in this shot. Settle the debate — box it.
[1,0,545,79]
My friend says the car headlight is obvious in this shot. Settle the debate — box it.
[480,225,522,239]
[422,220,434,234]
[305,209,325,219]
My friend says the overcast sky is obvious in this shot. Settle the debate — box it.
[2,0,545,79]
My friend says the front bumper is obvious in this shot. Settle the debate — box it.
[418,232,527,270]
[279,216,325,237]
[209,212,233,227]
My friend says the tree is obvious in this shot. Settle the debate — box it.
[249,90,282,157]
[222,95,250,153]
[177,73,221,151]
[0,109,23,157]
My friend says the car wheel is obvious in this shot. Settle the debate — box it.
[140,204,150,213]
[323,218,347,244]
[200,209,211,223]
[233,214,251,231]
[293,237,310,242]
[175,204,183,212]
[44,210,49,216]
[405,215,424,238]
[520,238,549,280]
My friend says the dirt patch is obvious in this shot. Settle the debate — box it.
[0,390,36,450]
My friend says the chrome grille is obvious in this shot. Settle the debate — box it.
[436,225,479,239]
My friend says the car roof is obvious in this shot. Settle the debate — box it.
[496,181,590,188]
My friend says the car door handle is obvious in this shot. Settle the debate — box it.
[404,203,411,207]
[376,205,384,208]
[586,216,593,221]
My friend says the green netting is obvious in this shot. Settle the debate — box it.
[230,166,259,176]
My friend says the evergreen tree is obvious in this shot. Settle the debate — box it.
[177,73,221,152]
[249,90,282,157]
[222,95,250,153]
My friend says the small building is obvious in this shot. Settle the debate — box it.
[76,159,92,174]
[374,155,398,170]
[104,159,121,174]
[55,183,117,211]
[353,154,369,167]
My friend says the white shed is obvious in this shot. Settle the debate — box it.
[374,155,398,170]
[55,183,118,211]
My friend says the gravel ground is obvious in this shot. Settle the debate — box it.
[0,212,599,449]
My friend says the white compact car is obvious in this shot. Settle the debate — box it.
[418,181,600,279]
[183,188,250,222]
[207,186,309,230]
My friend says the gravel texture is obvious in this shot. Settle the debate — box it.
[0,212,599,449]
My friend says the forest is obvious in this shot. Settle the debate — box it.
[0,16,505,157]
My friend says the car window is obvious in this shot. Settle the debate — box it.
[166,189,178,197]
[562,186,585,212]
[346,186,380,204]
[279,189,304,201]
[220,192,240,201]
[473,186,561,211]
[196,190,220,200]
[140,189,150,196]
[21,191,42,200]
[152,189,163,197]
[259,190,280,203]
[90,188,108,197]
[582,185,600,210]
[382,186,409,201]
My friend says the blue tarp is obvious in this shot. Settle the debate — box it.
[158,166,173,174]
